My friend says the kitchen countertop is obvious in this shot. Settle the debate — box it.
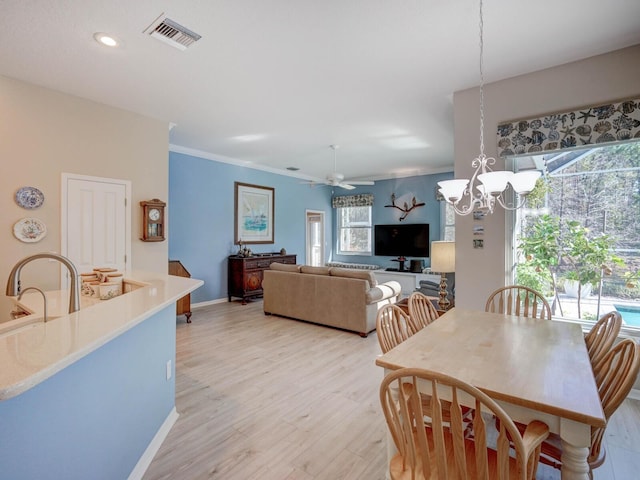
[0,270,203,400]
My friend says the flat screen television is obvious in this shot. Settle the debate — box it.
[374,223,430,258]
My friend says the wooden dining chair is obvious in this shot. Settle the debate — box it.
[376,304,416,354]
[485,285,552,320]
[537,339,640,476]
[407,291,440,332]
[376,304,472,430]
[380,367,549,480]
[584,311,622,375]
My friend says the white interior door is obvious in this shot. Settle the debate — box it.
[305,210,325,266]
[62,174,130,281]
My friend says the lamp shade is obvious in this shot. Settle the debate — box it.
[477,171,513,195]
[437,179,469,202]
[509,170,541,194]
[431,241,455,273]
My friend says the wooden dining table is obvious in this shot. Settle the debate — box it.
[375,307,606,480]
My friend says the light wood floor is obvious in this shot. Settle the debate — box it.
[143,300,640,480]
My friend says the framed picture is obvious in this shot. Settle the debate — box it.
[234,182,274,244]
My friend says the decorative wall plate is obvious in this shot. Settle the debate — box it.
[15,186,44,209]
[13,217,47,243]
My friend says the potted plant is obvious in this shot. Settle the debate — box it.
[562,271,592,298]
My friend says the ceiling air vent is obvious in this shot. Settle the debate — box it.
[144,13,201,50]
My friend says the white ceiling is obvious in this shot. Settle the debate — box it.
[2,0,639,183]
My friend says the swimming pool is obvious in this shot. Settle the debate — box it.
[614,304,640,327]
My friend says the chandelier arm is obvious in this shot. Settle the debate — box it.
[495,191,529,211]
[468,155,487,188]
[450,199,480,216]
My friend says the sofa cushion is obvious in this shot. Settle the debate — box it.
[300,265,331,275]
[329,267,378,287]
[366,281,402,303]
[270,262,301,273]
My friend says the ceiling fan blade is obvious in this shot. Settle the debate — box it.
[339,183,356,190]
[300,180,329,188]
[346,180,375,186]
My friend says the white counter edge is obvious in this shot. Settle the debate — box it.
[0,271,203,400]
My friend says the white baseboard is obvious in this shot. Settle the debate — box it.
[192,297,231,309]
[128,407,179,480]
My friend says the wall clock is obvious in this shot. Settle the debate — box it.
[140,199,166,242]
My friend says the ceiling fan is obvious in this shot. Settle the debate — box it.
[303,145,375,190]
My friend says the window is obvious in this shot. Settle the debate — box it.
[333,193,374,256]
[337,205,372,255]
[498,97,640,332]
[441,202,455,241]
[512,142,640,331]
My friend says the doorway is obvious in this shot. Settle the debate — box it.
[61,173,131,285]
[305,210,325,267]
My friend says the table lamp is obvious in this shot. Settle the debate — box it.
[430,241,455,310]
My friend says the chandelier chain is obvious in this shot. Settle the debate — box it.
[436,0,541,216]
[478,0,485,158]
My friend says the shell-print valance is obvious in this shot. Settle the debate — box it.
[332,193,374,208]
[497,98,640,158]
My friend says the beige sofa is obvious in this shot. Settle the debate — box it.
[262,264,401,337]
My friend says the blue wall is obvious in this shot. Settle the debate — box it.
[169,151,332,303]
[169,150,452,303]
[0,306,176,480]
[330,172,453,270]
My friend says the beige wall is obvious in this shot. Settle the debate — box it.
[1,75,168,314]
[453,44,640,310]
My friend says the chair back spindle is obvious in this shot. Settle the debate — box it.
[376,304,416,354]
[485,285,552,320]
[584,311,622,375]
[407,291,440,332]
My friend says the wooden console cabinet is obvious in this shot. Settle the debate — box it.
[169,260,192,322]
[228,254,297,303]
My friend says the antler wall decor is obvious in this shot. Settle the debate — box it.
[384,193,425,221]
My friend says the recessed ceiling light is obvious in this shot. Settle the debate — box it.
[94,32,120,47]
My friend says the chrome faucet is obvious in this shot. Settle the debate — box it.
[18,286,48,322]
[6,253,80,314]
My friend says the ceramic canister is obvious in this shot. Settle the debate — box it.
[81,281,93,296]
[99,282,119,300]
[96,268,117,282]
[89,281,101,297]
[106,272,123,295]
[81,273,99,283]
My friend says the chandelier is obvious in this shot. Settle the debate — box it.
[437,0,541,216]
